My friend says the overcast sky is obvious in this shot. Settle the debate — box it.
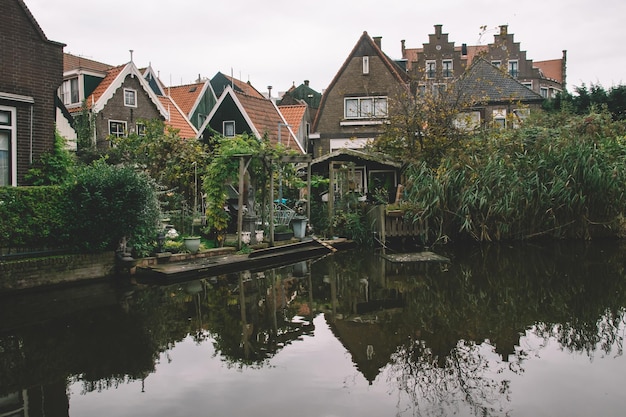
[26,0,625,96]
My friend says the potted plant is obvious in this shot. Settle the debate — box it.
[183,236,201,254]
[273,224,294,241]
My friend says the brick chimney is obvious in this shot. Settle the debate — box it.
[499,25,508,36]
[373,36,382,48]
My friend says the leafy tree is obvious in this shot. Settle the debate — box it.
[370,78,476,165]
[108,119,208,217]
[547,83,626,121]
[25,129,76,185]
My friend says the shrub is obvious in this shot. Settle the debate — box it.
[0,186,67,250]
[66,161,160,255]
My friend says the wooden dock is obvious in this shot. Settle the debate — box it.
[136,238,350,282]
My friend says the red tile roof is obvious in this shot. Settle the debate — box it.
[158,96,198,139]
[534,59,563,83]
[167,82,204,116]
[64,52,112,73]
[225,75,264,99]
[234,90,303,153]
[279,104,307,134]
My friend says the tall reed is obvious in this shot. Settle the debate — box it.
[403,112,626,243]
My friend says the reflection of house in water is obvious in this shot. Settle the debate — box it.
[328,317,404,384]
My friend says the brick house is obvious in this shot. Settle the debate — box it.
[70,60,170,149]
[402,24,566,98]
[1,0,64,186]
[311,32,410,158]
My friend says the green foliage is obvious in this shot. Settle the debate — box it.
[66,160,160,255]
[402,111,626,243]
[74,103,100,164]
[203,133,295,234]
[108,119,208,213]
[25,130,76,186]
[546,83,626,121]
[0,186,68,249]
[370,80,476,164]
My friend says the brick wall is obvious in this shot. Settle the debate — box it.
[94,74,164,149]
[0,252,116,292]
[316,53,405,156]
[0,0,64,185]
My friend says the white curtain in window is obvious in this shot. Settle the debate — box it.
[0,131,10,186]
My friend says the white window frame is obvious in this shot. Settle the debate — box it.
[442,59,453,78]
[512,108,530,128]
[493,109,507,128]
[426,60,436,79]
[454,111,481,132]
[362,56,370,75]
[491,60,502,68]
[59,77,80,106]
[109,120,127,138]
[540,87,549,98]
[136,122,146,136]
[0,105,17,186]
[123,88,137,107]
[522,81,533,90]
[223,120,235,137]
[344,96,388,119]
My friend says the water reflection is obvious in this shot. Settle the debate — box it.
[1,241,626,416]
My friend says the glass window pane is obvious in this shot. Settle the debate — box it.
[0,110,10,125]
[0,130,9,186]
[345,99,358,118]
[374,98,387,117]
[360,98,373,117]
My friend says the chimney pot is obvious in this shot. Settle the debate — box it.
[304,80,309,86]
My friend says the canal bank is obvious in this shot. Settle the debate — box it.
[0,237,351,293]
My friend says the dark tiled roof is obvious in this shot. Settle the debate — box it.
[455,58,543,103]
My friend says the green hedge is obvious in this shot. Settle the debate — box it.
[0,186,68,249]
[1,162,159,256]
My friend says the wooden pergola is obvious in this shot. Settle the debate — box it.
[234,153,312,249]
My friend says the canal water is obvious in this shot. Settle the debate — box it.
[2,241,626,417]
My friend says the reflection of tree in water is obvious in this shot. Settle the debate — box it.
[318,241,626,416]
[204,265,316,368]
[388,338,514,417]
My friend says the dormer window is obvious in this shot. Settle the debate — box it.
[124,88,137,107]
[363,56,370,75]
[60,77,80,106]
